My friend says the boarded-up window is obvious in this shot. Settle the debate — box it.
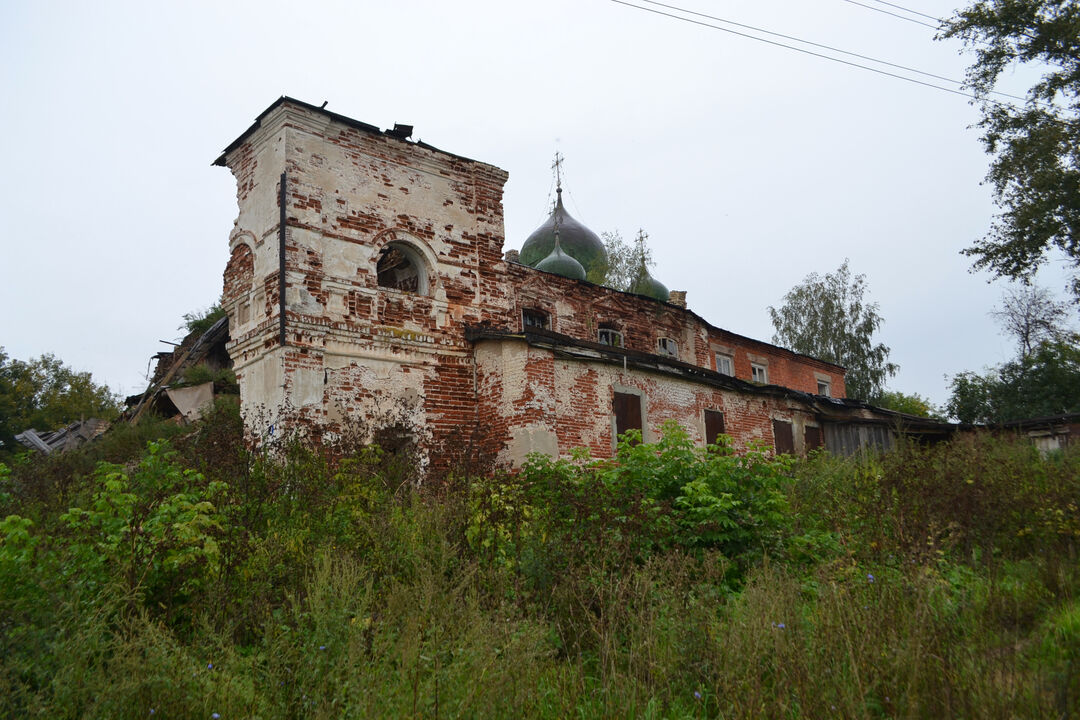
[772,419,794,454]
[613,392,643,443]
[705,409,726,446]
[805,425,823,451]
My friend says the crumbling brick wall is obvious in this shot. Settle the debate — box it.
[216,98,845,477]
[474,337,825,466]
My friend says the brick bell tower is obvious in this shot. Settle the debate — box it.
[214,97,510,474]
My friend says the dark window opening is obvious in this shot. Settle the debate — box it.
[805,425,823,451]
[372,423,422,487]
[772,419,794,454]
[705,409,726,446]
[613,391,643,444]
[377,245,422,293]
[598,323,623,347]
[657,337,678,359]
[522,309,550,330]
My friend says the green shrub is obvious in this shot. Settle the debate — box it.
[59,441,226,621]
[3,414,1079,717]
[789,433,1080,567]
[470,421,793,585]
[177,363,238,394]
[1037,599,1080,717]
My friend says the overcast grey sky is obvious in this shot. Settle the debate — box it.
[1,0,1073,408]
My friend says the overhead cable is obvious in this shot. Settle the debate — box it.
[839,0,942,29]
[612,0,1056,113]
[854,0,943,23]
[636,0,1030,103]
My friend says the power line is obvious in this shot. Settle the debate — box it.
[857,0,943,23]
[839,0,941,30]
[628,0,1030,104]
[843,0,1041,47]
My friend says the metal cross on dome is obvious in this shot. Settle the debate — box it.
[551,151,564,193]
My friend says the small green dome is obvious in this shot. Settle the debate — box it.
[628,262,670,302]
[535,235,587,280]
[519,188,607,279]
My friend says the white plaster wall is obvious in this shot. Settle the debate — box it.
[237,349,287,438]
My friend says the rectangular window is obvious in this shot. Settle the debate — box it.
[817,380,831,397]
[613,391,643,444]
[657,337,679,359]
[715,353,733,376]
[772,419,794,454]
[598,328,623,347]
[805,425,823,451]
[522,309,550,330]
[751,363,768,383]
[704,409,726,446]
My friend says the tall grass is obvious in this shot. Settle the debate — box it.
[1,415,1077,718]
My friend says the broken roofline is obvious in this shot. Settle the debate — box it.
[466,325,791,398]
[466,326,944,430]
[212,96,488,168]
[996,412,1080,430]
[215,97,843,375]
[514,258,847,375]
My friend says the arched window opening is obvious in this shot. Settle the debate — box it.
[377,243,427,294]
[598,322,623,347]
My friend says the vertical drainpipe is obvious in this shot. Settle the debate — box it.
[279,171,287,347]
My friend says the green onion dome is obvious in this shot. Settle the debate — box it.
[519,188,608,278]
[628,261,670,302]
[534,233,587,280]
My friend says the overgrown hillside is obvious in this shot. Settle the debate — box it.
[2,404,1077,718]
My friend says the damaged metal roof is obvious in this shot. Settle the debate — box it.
[15,418,110,455]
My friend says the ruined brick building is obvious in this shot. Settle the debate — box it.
[214,97,932,474]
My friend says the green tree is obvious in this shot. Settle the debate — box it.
[180,302,225,336]
[875,390,942,419]
[945,369,998,424]
[600,229,655,292]
[947,335,1080,422]
[947,284,1078,422]
[768,259,898,402]
[0,348,120,453]
[940,0,1080,299]
[991,283,1071,358]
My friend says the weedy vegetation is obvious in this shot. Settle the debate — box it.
[1,404,1077,718]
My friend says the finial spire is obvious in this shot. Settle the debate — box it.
[636,229,649,268]
[552,151,564,195]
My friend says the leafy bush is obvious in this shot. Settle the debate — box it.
[469,421,793,584]
[177,364,238,394]
[180,303,225,335]
[60,442,226,612]
[2,414,1078,717]
[789,433,1080,566]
